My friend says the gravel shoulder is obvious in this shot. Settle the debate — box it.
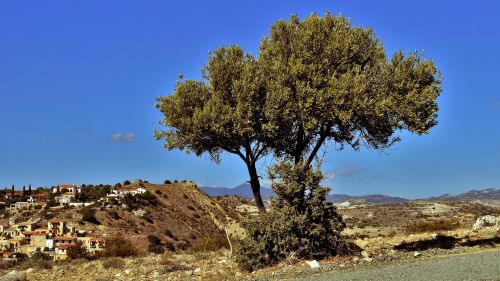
[292,248,500,281]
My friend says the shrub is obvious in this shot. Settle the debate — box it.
[164,241,175,252]
[164,229,175,239]
[66,241,88,260]
[164,180,172,184]
[101,236,137,257]
[190,235,229,252]
[175,240,191,251]
[82,210,100,224]
[154,190,162,195]
[235,162,357,271]
[147,235,164,254]
[18,251,52,270]
[102,257,124,269]
[158,258,190,273]
[123,180,131,185]
[0,260,14,270]
[405,219,461,234]
[107,210,120,220]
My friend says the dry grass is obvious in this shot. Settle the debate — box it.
[404,219,461,234]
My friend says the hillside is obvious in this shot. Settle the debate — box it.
[328,194,409,204]
[2,182,248,254]
[202,184,410,205]
[424,188,500,202]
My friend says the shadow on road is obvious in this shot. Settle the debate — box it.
[394,235,500,251]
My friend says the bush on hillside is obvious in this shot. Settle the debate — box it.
[19,251,53,270]
[66,241,88,260]
[405,219,461,234]
[147,235,164,254]
[235,162,359,271]
[190,234,229,252]
[101,236,137,257]
[82,210,100,224]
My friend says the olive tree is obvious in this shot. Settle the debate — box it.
[260,13,442,168]
[155,46,271,212]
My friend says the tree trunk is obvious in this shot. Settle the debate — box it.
[246,161,266,213]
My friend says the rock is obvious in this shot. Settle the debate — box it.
[472,215,497,231]
[352,257,360,262]
[24,268,34,274]
[124,270,131,275]
[305,260,320,268]
[193,268,202,275]
[414,252,421,258]
[2,271,27,281]
[363,257,373,263]
[361,251,371,258]
[336,201,351,209]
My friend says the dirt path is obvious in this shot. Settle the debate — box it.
[293,249,500,281]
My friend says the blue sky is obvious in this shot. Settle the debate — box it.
[0,1,499,198]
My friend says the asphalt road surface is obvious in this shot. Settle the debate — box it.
[293,249,500,281]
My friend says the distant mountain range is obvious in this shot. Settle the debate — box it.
[423,188,500,202]
[326,194,409,204]
[201,183,274,199]
[201,184,500,204]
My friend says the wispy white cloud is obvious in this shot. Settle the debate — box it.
[332,166,364,178]
[111,132,135,142]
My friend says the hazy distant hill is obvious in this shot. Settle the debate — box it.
[424,188,500,202]
[327,194,409,204]
[201,183,274,199]
[202,184,409,204]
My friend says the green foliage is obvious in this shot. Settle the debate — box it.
[101,236,137,257]
[122,191,157,211]
[79,185,111,202]
[259,13,441,165]
[155,13,442,211]
[236,162,358,271]
[82,209,100,224]
[66,241,88,260]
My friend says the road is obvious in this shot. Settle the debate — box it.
[293,249,500,281]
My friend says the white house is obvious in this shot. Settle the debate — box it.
[52,185,81,194]
[111,187,147,196]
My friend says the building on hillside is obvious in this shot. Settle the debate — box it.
[8,201,33,211]
[55,193,74,204]
[0,224,9,233]
[30,234,47,249]
[48,220,65,235]
[111,186,147,196]
[51,184,82,194]
[14,222,37,233]
[4,192,22,199]
[28,193,48,202]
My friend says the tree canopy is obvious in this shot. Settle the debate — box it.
[259,13,442,166]
[155,12,442,211]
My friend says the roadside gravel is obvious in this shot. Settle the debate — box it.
[292,249,500,281]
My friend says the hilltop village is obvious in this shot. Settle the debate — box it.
[0,182,149,260]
